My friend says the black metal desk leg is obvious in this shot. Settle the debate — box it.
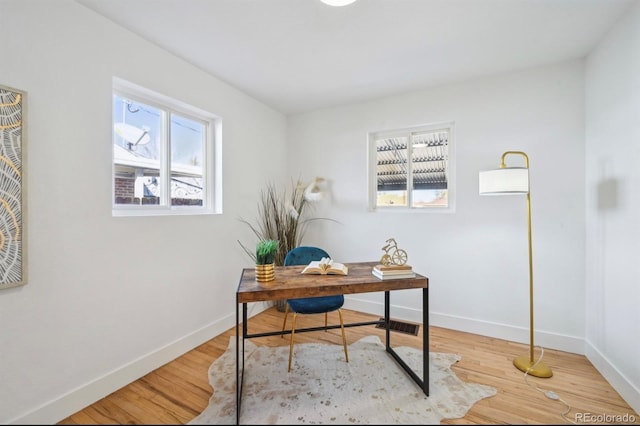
[383,288,429,397]
[385,291,390,350]
[423,287,429,395]
[235,295,240,425]
[235,302,250,425]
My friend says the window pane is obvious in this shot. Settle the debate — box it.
[170,113,204,206]
[376,136,408,207]
[113,95,162,205]
[410,130,448,208]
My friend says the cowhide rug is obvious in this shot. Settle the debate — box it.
[189,335,496,424]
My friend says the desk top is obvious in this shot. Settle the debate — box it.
[237,261,428,303]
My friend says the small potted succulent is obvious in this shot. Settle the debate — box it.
[255,239,279,282]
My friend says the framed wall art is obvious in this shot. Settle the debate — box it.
[0,84,26,289]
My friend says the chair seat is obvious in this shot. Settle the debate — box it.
[288,295,344,315]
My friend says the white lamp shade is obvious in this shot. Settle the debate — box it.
[479,167,529,195]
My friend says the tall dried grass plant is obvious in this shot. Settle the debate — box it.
[238,177,332,267]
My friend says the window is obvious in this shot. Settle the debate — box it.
[112,78,221,216]
[368,122,454,211]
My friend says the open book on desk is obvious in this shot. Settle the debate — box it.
[301,257,348,275]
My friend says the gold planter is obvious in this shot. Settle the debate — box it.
[255,263,275,282]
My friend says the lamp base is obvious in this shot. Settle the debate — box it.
[513,354,553,378]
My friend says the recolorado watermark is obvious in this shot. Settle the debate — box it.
[575,412,636,423]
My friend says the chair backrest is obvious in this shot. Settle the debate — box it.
[284,246,330,266]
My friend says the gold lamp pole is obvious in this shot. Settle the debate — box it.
[479,151,552,378]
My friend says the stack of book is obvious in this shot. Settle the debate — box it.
[371,264,415,280]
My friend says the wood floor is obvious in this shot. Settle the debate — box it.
[58,307,639,425]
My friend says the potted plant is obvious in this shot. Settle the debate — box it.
[239,177,335,293]
[255,239,279,282]
[256,239,279,265]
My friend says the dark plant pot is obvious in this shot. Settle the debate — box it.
[274,299,287,312]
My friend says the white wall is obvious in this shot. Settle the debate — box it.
[585,0,640,413]
[0,1,286,423]
[2,0,638,422]
[288,61,587,353]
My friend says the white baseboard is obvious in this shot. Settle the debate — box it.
[7,302,272,425]
[344,296,640,416]
[585,340,640,416]
[343,296,585,354]
[11,300,638,424]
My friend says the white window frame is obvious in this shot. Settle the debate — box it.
[367,121,455,213]
[111,77,222,217]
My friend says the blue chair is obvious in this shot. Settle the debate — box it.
[282,246,349,372]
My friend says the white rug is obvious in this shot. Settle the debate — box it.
[189,335,496,425]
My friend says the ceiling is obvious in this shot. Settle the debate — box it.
[76,0,633,115]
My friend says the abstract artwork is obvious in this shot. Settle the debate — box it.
[0,85,25,289]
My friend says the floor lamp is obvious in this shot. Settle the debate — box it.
[478,151,552,378]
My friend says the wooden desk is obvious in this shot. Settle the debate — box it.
[235,261,429,425]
